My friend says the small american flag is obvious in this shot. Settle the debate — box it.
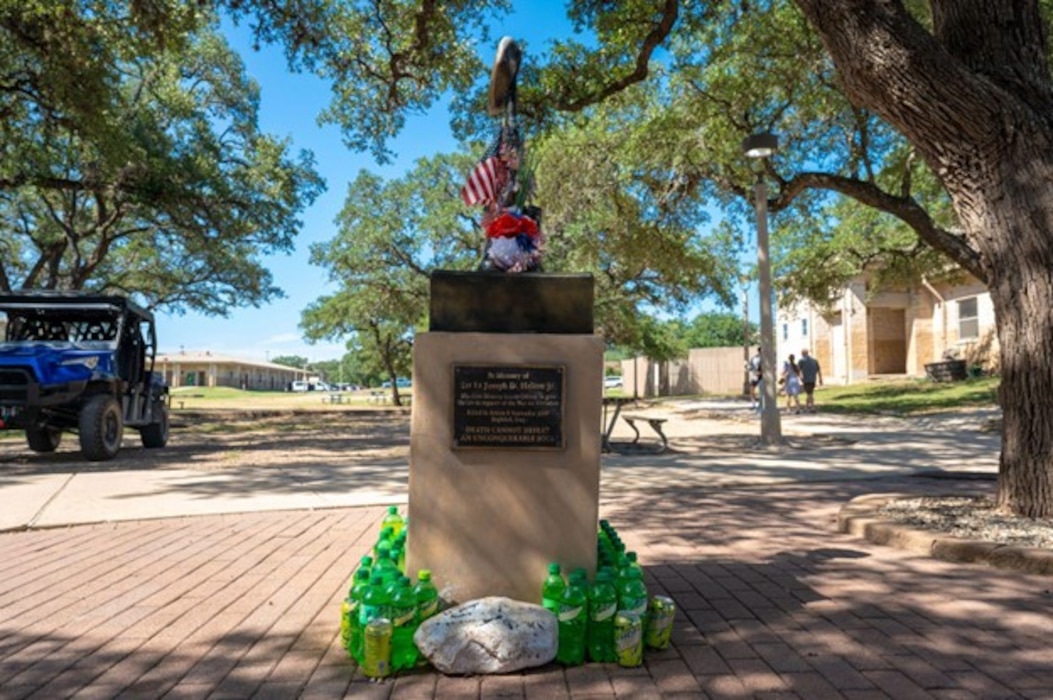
[461,156,503,207]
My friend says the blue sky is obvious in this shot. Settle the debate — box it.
[158,4,578,362]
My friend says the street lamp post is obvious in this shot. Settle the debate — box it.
[741,280,751,398]
[742,132,783,445]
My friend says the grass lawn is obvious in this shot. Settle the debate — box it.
[813,375,999,416]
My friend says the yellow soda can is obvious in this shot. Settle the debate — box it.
[614,610,643,667]
[362,618,392,678]
[644,596,676,650]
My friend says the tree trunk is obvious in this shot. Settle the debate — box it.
[993,264,1053,518]
[794,0,1053,516]
[982,158,1053,518]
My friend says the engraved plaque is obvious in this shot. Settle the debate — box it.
[453,365,565,449]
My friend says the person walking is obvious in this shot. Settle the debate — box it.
[797,349,823,413]
[782,354,803,413]
[747,347,762,410]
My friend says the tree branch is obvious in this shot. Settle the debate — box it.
[777,171,985,282]
[556,0,680,112]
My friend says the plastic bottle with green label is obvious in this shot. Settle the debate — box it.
[414,569,440,623]
[382,505,405,538]
[388,575,419,670]
[615,553,631,588]
[359,573,391,629]
[373,541,400,586]
[617,567,648,619]
[373,526,394,558]
[393,531,407,572]
[586,568,618,662]
[626,551,645,580]
[556,570,587,665]
[343,568,371,662]
[541,562,565,617]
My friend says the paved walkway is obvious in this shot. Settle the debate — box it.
[3,400,1050,699]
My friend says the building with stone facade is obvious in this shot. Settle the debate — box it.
[776,273,997,385]
[155,350,305,391]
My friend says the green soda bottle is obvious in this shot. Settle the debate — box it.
[626,551,644,580]
[373,525,394,558]
[355,555,373,578]
[618,567,649,618]
[556,570,587,666]
[393,531,407,572]
[339,597,354,656]
[373,541,400,586]
[587,569,618,662]
[359,573,391,630]
[381,505,405,538]
[389,575,419,670]
[343,568,371,661]
[615,553,631,588]
[541,562,565,616]
[414,569,440,622]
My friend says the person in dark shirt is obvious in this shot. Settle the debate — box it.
[797,349,823,413]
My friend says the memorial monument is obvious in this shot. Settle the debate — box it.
[406,38,603,604]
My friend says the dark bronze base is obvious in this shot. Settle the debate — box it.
[429,270,594,334]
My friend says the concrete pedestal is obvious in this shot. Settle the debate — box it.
[407,331,603,604]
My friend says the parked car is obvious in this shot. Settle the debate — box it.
[604,376,623,389]
[380,378,412,389]
[290,380,308,392]
[0,291,169,461]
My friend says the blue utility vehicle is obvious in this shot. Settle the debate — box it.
[0,292,169,461]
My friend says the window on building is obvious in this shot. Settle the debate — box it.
[958,297,979,340]
[801,319,808,337]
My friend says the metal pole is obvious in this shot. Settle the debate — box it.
[741,283,750,398]
[755,176,783,444]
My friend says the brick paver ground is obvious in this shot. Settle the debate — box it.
[2,475,1050,699]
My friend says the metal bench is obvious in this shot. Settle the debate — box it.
[621,414,669,453]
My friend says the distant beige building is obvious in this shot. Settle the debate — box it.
[156,350,304,390]
[620,272,998,398]
[776,272,997,385]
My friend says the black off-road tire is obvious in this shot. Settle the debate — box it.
[26,427,62,453]
[140,400,169,448]
[79,395,123,461]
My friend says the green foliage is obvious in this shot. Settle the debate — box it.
[300,154,479,404]
[276,0,974,313]
[0,0,208,176]
[681,312,755,349]
[227,0,509,162]
[270,355,309,369]
[0,10,324,313]
[530,91,740,353]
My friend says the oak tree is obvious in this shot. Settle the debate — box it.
[290,0,1053,517]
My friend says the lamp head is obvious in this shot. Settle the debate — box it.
[742,132,778,159]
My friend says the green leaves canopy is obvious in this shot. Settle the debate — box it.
[0,6,324,313]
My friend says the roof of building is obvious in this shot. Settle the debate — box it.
[156,350,302,372]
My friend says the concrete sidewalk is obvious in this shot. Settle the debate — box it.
[5,400,1046,700]
[0,399,1001,532]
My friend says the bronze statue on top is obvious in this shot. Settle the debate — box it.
[460,37,542,273]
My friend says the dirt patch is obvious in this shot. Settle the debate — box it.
[0,409,411,475]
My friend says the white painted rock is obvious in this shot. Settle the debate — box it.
[413,596,557,674]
